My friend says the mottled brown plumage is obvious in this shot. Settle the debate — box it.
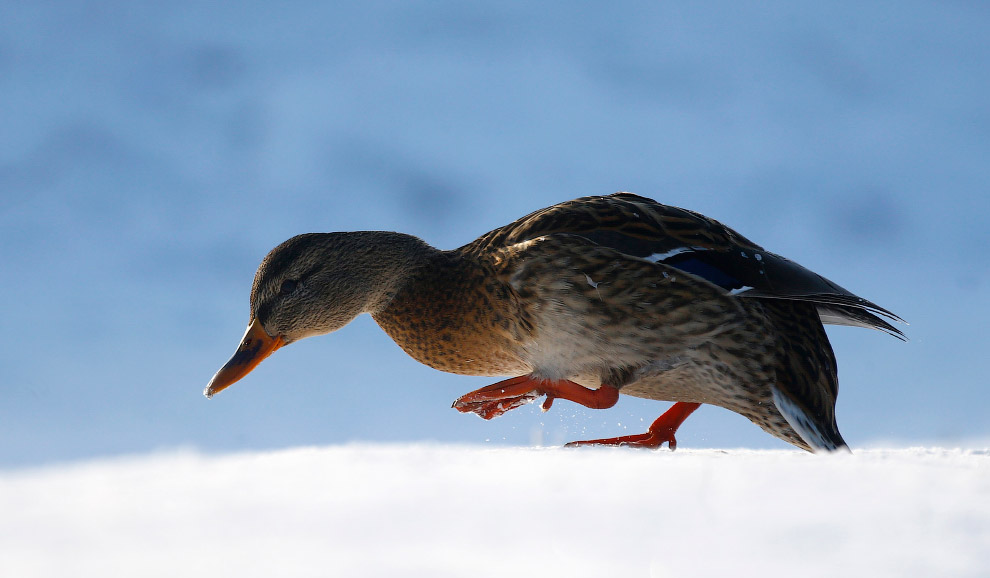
[206,192,903,452]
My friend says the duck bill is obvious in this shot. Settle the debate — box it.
[205,319,284,398]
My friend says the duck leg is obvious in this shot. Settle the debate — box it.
[566,402,702,450]
[453,375,620,420]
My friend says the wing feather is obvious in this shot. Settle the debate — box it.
[465,192,904,337]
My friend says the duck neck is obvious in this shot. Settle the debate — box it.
[350,231,441,315]
[369,237,529,376]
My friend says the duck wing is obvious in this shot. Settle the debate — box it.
[467,192,904,339]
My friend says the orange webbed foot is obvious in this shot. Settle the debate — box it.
[566,402,702,450]
[452,375,620,420]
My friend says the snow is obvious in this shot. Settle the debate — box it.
[2,445,987,577]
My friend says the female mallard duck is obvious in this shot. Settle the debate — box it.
[205,192,903,452]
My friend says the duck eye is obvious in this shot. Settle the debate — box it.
[279,279,298,296]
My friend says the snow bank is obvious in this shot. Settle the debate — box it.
[1,445,987,577]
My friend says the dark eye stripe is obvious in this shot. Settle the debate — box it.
[279,279,298,295]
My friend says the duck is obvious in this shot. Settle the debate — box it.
[205,192,904,452]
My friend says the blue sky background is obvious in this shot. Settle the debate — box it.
[1,1,987,466]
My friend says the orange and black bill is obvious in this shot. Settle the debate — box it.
[204,319,284,398]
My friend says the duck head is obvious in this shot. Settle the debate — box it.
[204,231,430,398]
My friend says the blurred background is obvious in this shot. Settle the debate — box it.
[1,1,987,467]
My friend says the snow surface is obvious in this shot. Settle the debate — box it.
[2,445,987,577]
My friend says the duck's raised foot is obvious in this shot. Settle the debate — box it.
[452,375,620,420]
[565,402,702,450]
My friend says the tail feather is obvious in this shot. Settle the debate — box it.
[772,387,848,453]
